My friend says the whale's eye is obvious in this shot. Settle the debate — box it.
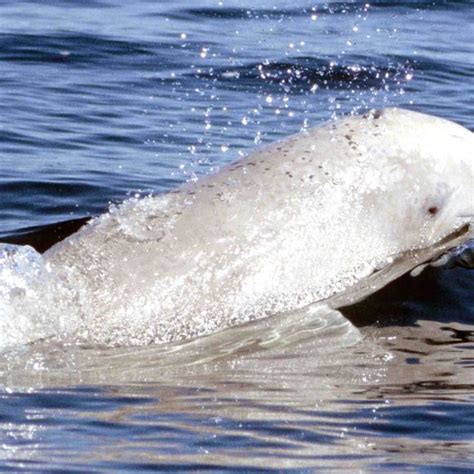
[428,206,439,216]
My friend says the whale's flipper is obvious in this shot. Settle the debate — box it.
[166,304,361,366]
[0,217,90,253]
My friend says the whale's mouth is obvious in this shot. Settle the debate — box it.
[422,237,474,270]
[326,223,473,310]
[411,223,474,274]
[449,239,474,268]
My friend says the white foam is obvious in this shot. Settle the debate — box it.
[0,244,77,351]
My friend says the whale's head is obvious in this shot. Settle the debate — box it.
[354,109,473,255]
[321,108,473,309]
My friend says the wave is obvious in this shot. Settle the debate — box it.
[188,53,471,92]
[170,0,473,20]
[0,33,153,66]
[0,180,105,238]
[14,0,112,7]
[192,56,409,92]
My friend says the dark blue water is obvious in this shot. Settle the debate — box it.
[0,0,473,471]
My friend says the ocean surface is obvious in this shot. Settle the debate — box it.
[0,0,473,471]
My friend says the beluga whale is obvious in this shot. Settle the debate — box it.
[1,108,473,348]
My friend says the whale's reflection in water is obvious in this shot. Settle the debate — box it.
[0,266,472,471]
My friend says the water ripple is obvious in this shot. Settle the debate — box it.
[0,33,153,66]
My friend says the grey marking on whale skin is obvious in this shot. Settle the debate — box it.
[43,108,474,346]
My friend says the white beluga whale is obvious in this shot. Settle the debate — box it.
[1,108,473,348]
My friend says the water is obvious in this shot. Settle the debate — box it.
[0,0,473,471]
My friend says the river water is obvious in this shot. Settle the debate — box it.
[0,0,473,471]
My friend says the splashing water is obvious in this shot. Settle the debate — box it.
[0,239,361,359]
[0,244,76,350]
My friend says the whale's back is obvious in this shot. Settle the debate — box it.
[40,108,473,345]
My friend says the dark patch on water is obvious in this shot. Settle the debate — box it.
[0,216,90,252]
[342,266,474,327]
